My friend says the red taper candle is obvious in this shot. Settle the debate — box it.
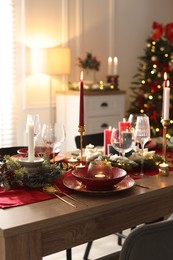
[104,126,112,155]
[79,71,84,126]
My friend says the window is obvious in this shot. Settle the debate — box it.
[0,0,17,147]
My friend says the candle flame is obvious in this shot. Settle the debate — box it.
[164,72,167,80]
[108,57,112,62]
[109,126,112,130]
[80,71,83,80]
[167,80,170,87]
[123,118,126,122]
[113,57,118,64]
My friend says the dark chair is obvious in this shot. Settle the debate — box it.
[0,146,27,157]
[96,218,173,260]
[75,132,104,149]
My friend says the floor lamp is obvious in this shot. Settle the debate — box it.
[43,47,71,125]
[30,47,71,125]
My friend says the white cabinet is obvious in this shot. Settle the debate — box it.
[56,91,126,152]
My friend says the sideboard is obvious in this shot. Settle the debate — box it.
[56,90,126,151]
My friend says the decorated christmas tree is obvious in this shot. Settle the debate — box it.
[128,22,173,138]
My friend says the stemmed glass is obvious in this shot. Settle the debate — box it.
[111,128,135,157]
[134,115,151,176]
[42,123,66,161]
[128,114,143,129]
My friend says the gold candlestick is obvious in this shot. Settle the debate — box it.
[78,125,85,162]
[161,119,170,162]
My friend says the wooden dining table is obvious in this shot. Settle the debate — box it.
[1,170,173,260]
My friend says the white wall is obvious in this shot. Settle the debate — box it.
[16,0,173,146]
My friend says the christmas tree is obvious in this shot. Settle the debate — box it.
[128,21,173,138]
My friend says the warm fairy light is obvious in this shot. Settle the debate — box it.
[141,80,145,84]
[166,133,171,139]
[157,85,161,89]
[149,95,153,100]
[152,41,156,45]
[165,53,168,57]
[151,70,155,74]
[156,128,159,132]
[140,109,144,113]
[153,64,157,68]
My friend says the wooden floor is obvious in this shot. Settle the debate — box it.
[43,234,122,260]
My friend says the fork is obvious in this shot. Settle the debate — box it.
[54,184,88,206]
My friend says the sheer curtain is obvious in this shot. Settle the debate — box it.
[0,0,17,147]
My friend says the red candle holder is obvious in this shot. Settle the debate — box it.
[106,75,119,90]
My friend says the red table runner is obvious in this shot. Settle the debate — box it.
[0,174,72,209]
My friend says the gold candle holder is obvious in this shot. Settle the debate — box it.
[161,119,170,162]
[78,125,85,162]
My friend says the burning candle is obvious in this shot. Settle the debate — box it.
[108,57,112,75]
[28,121,35,162]
[76,163,86,168]
[159,162,169,176]
[113,57,118,75]
[79,71,84,126]
[104,126,112,155]
[68,157,78,163]
[119,118,130,132]
[163,79,170,120]
[163,72,168,87]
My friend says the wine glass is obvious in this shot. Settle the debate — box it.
[111,128,135,158]
[26,114,41,145]
[42,123,65,161]
[134,115,150,176]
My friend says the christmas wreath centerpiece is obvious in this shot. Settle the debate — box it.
[0,156,66,190]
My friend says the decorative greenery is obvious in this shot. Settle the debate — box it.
[78,52,101,71]
[68,81,116,91]
[127,21,173,137]
[0,156,65,190]
[90,147,163,171]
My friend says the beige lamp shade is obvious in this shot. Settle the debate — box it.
[30,47,71,75]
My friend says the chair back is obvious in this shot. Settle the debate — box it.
[0,146,27,157]
[75,133,104,148]
[119,218,173,260]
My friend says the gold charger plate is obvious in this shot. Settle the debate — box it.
[63,175,135,194]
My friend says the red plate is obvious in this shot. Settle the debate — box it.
[63,174,135,193]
